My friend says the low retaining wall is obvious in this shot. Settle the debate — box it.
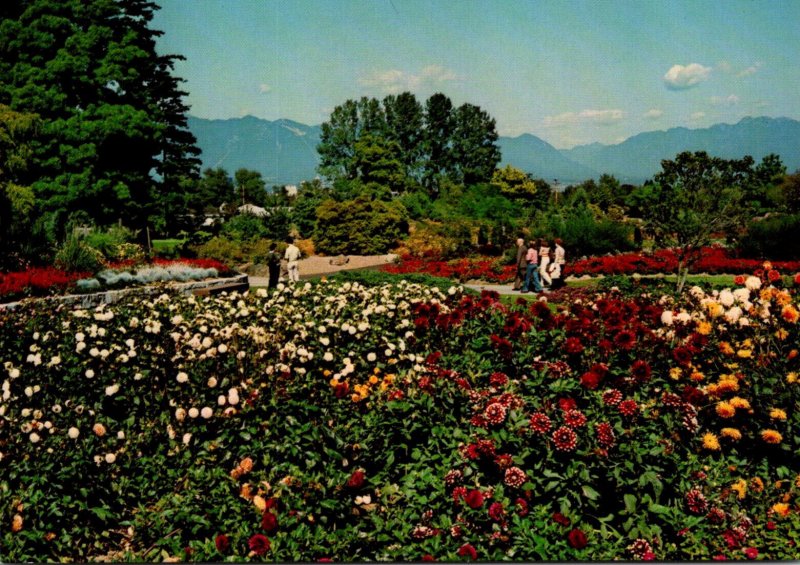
[0,274,249,312]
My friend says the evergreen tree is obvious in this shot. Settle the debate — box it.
[422,93,455,192]
[0,0,200,244]
[451,103,501,185]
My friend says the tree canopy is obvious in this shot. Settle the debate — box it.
[0,0,200,250]
[317,92,501,195]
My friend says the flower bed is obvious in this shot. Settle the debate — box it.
[568,246,800,278]
[381,254,516,283]
[383,248,800,284]
[0,258,233,302]
[1,274,798,561]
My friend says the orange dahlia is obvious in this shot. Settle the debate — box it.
[761,429,783,444]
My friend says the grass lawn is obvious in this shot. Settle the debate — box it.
[151,238,185,255]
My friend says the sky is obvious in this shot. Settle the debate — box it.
[152,0,800,149]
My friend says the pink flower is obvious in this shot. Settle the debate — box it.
[563,409,587,428]
[530,412,552,434]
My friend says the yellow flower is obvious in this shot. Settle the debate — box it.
[329,378,339,387]
[719,341,735,356]
[772,502,790,517]
[770,408,787,421]
[702,432,721,451]
[762,261,773,271]
[787,372,798,384]
[707,302,724,318]
[716,401,736,418]
[696,321,712,335]
[690,370,705,382]
[721,428,742,441]
[750,477,764,493]
[795,475,800,489]
[351,393,361,402]
[736,349,752,359]
[253,495,267,512]
[669,367,683,380]
[368,375,379,385]
[11,514,23,533]
[717,375,740,394]
[775,328,789,341]
[323,369,332,377]
[775,290,792,306]
[373,367,381,375]
[731,479,747,500]
[761,429,783,444]
[760,288,774,302]
[781,305,799,324]
[729,397,750,410]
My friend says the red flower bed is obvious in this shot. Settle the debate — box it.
[1,258,235,302]
[568,246,800,277]
[381,255,516,283]
[384,248,800,283]
[0,267,91,302]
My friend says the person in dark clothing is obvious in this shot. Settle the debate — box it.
[267,242,281,289]
[512,237,528,291]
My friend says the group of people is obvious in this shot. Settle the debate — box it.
[513,237,566,293]
[266,237,301,288]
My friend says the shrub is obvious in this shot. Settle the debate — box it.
[54,236,105,273]
[296,238,315,257]
[314,196,408,255]
[192,236,246,264]
[83,225,138,260]
[221,214,270,242]
[738,214,800,260]
[561,210,636,257]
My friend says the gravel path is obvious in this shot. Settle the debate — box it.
[248,254,397,286]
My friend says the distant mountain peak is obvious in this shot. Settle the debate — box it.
[187,114,800,187]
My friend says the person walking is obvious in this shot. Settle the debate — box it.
[512,237,528,291]
[538,238,552,289]
[266,242,281,289]
[284,237,301,283]
[549,238,566,289]
[521,239,542,293]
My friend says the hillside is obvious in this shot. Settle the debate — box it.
[187,115,800,187]
[561,116,800,183]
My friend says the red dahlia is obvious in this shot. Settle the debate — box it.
[602,389,623,406]
[248,533,271,556]
[347,469,366,489]
[465,489,484,509]
[504,466,527,488]
[484,402,508,425]
[516,497,529,517]
[564,337,584,354]
[595,422,616,448]
[488,502,505,521]
[628,539,653,559]
[580,370,602,389]
[552,512,571,526]
[489,372,509,387]
[567,528,588,549]
[530,412,552,434]
[618,399,638,417]
[452,486,467,503]
[444,469,463,487]
[552,426,578,452]
[215,534,230,553]
[457,543,478,561]
[563,409,587,428]
[558,397,577,411]
[630,360,652,383]
[261,511,278,533]
[661,392,683,408]
[685,488,709,514]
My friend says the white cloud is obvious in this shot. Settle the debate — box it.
[710,94,739,106]
[643,109,663,119]
[259,83,272,94]
[663,63,712,90]
[737,62,762,77]
[690,111,706,120]
[543,109,624,127]
[358,65,460,94]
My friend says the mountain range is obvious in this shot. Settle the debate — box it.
[187,115,800,187]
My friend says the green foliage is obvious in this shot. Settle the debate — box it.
[778,171,800,213]
[564,213,634,257]
[220,214,269,243]
[192,236,247,264]
[328,267,460,294]
[738,214,800,260]
[314,197,409,255]
[491,165,540,200]
[234,168,267,207]
[0,0,200,249]
[397,190,435,220]
[54,236,105,273]
[318,93,500,195]
[83,225,137,259]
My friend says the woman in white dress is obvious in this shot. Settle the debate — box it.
[538,238,551,288]
[549,238,566,288]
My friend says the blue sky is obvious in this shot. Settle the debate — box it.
[153,0,800,148]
